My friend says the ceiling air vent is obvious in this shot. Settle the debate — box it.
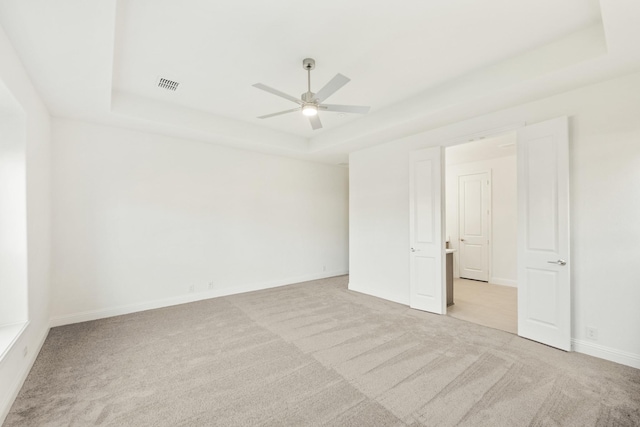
[157,77,180,91]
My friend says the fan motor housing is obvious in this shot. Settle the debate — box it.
[301,92,316,102]
[302,58,316,70]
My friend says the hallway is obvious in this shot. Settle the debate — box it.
[447,278,517,334]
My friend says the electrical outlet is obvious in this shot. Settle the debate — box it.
[586,327,598,340]
[208,282,215,290]
[23,346,28,358]
[189,285,195,293]
[323,265,326,272]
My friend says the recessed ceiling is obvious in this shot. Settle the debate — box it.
[112,0,600,138]
[0,0,639,163]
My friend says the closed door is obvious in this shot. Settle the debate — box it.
[458,172,490,281]
[517,116,571,351]
[409,146,445,314]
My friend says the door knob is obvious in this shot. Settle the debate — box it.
[460,238,465,242]
[547,259,567,266]
[411,247,421,252]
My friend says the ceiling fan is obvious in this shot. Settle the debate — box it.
[253,58,370,130]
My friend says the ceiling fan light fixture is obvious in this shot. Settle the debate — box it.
[302,104,318,116]
[253,58,370,129]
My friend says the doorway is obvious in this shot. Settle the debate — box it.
[408,117,570,350]
[444,133,518,334]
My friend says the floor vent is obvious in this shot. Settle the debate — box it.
[157,77,180,91]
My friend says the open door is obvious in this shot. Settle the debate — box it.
[517,117,571,351]
[409,147,445,314]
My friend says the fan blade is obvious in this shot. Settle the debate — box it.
[257,108,300,119]
[253,83,302,105]
[320,104,370,114]
[309,115,322,130]
[314,74,350,103]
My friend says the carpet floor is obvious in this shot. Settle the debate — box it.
[4,275,640,426]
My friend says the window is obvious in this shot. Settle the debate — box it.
[0,80,28,361]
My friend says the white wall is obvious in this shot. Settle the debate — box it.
[50,118,349,324]
[445,153,517,286]
[350,71,640,369]
[0,26,51,423]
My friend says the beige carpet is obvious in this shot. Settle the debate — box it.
[447,279,518,334]
[4,275,640,426]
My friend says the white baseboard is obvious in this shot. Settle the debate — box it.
[50,270,348,328]
[489,277,517,287]
[572,339,640,370]
[0,324,49,425]
[348,282,409,306]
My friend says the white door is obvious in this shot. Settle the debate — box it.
[517,116,571,351]
[458,172,490,281]
[409,147,445,314]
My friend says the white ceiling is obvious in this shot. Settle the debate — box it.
[1,0,639,163]
[112,0,599,136]
[446,133,516,166]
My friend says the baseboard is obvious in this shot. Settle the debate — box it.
[0,324,49,425]
[50,270,348,328]
[489,277,517,287]
[348,282,409,306]
[572,339,640,370]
